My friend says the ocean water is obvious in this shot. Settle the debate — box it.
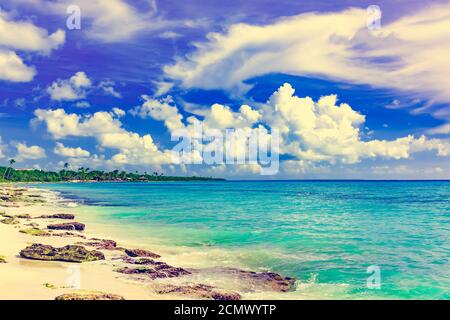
[33,181,450,299]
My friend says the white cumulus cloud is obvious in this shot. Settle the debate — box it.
[0,50,35,82]
[15,143,46,161]
[0,10,65,82]
[134,83,450,170]
[33,107,174,166]
[47,72,92,101]
[34,83,450,173]
[0,136,6,158]
[54,142,90,158]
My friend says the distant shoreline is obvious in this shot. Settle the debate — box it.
[2,179,449,185]
[0,165,225,183]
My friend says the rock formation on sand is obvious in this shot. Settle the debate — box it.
[47,222,85,231]
[155,283,241,300]
[201,267,297,292]
[122,257,157,265]
[115,260,191,280]
[20,244,105,263]
[0,212,19,225]
[55,292,125,300]
[125,248,161,258]
[38,213,75,220]
[79,239,119,250]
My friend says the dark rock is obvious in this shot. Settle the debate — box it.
[80,239,118,250]
[1,204,20,208]
[115,262,190,280]
[47,222,85,231]
[15,214,32,219]
[155,284,241,300]
[123,257,156,265]
[0,212,13,218]
[39,213,75,220]
[55,292,125,300]
[20,244,104,263]
[52,232,86,239]
[24,222,40,228]
[133,258,155,265]
[202,268,296,292]
[125,248,160,258]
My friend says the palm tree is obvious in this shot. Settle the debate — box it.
[77,167,86,180]
[59,162,70,180]
[3,159,16,180]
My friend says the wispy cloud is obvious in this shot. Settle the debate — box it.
[7,0,200,43]
[163,4,450,130]
[46,72,122,101]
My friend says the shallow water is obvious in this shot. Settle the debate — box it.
[32,181,450,299]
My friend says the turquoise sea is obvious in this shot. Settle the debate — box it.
[33,181,449,299]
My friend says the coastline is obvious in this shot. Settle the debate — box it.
[0,184,298,300]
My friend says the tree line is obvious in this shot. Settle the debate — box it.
[0,160,223,182]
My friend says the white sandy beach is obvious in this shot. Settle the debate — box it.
[0,186,175,300]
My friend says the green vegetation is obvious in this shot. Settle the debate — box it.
[20,228,51,236]
[0,255,6,263]
[43,283,57,289]
[0,161,224,183]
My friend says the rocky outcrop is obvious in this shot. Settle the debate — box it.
[122,257,155,265]
[0,203,20,208]
[155,284,241,300]
[115,260,190,280]
[24,222,40,228]
[202,268,297,292]
[79,239,119,250]
[15,214,32,219]
[55,292,125,300]
[52,232,86,239]
[0,255,6,263]
[246,271,296,292]
[0,216,19,225]
[47,222,85,231]
[38,213,75,220]
[20,244,104,263]
[124,248,160,258]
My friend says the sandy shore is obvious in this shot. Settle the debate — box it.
[0,184,297,300]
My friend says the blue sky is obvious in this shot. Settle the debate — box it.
[0,0,449,179]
